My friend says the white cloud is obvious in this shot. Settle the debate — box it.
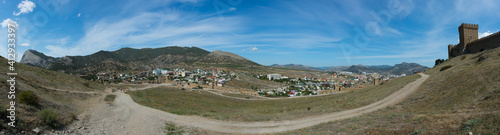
[77,13,81,17]
[1,18,18,28]
[14,0,36,16]
[251,47,258,51]
[479,31,494,39]
[227,7,237,12]
[20,43,30,46]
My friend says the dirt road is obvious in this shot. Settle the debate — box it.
[68,73,428,134]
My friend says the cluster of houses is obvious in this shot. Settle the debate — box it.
[77,67,405,98]
[77,68,236,88]
[151,68,236,87]
[253,71,403,97]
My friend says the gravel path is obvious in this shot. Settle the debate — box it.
[65,73,428,134]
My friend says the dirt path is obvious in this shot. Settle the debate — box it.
[67,73,428,134]
[42,86,104,94]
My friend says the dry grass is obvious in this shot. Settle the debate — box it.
[0,57,104,133]
[224,74,283,90]
[285,47,500,134]
[220,92,263,99]
[129,74,419,122]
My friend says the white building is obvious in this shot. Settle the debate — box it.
[267,73,282,80]
[152,68,169,75]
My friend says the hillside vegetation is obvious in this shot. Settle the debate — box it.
[287,47,500,134]
[0,56,104,133]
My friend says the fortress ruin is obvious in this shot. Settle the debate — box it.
[448,23,500,58]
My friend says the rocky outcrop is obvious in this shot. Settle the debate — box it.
[20,49,59,68]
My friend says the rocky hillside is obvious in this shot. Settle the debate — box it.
[20,46,260,74]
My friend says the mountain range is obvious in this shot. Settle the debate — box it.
[270,63,428,75]
[21,46,428,75]
[20,46,260,74]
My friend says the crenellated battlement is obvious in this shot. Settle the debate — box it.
[459,23,479,29]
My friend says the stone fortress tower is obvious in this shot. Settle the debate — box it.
[448,23,500,58]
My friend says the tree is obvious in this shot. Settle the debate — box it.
[435,59,445,66]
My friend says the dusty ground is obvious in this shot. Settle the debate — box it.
[50,73,428,134]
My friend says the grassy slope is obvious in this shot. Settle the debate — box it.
[286,47,500,134]
[129,74,419,122]
[0,56,104,133]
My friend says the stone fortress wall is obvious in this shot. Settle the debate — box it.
[448,23,500,58]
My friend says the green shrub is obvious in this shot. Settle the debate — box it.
[411,129,423,135]
[19,91,38,106]
[440,65,452,71]
[83,82,90,87]
[0,105,7,118]
[462,118,481,132]
[70,112,77,120]
[39,109,59,128]
[165,122,184,135]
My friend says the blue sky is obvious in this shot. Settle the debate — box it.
[1,0,500,67]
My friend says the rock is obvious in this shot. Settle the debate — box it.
[20,49,58,68]
[32,127,40,134]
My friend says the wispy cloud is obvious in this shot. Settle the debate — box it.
[45,11,242,56]
[227,7,237,12]
[77,13,81,17]
[14,0,36,16]
[242,47,259,52]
